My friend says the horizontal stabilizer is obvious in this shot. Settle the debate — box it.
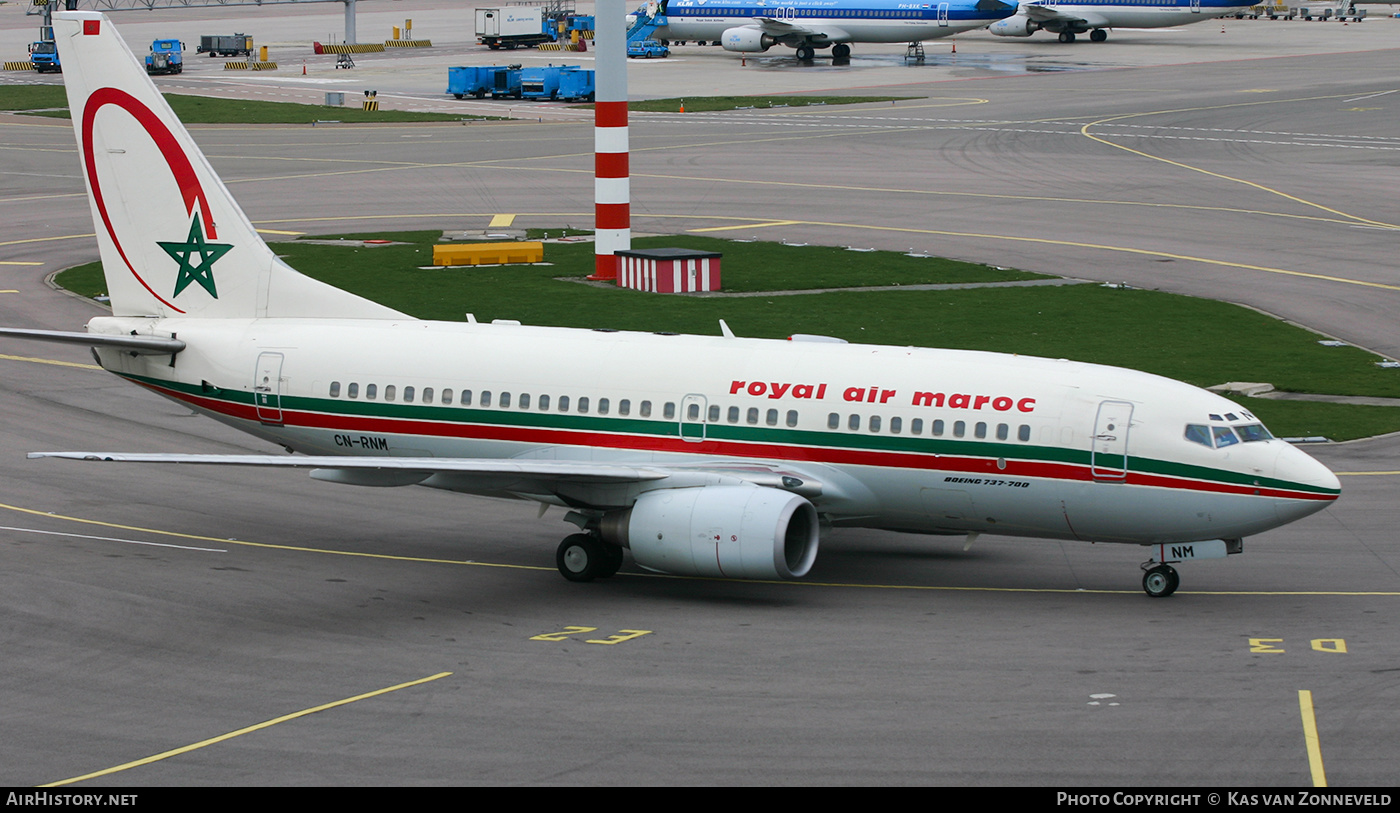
[0,327,184,355]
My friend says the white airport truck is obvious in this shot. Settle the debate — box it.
[476,7,554,50]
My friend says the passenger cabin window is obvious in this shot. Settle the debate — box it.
[480,391,492,407]
[640,401,652,418]
[499,392,511,408]
[598,398,609,415]
[442,388,453,405]
[663,402,676,420]
[558,395,570,412]
[538,394,550,411]
[366,383,377,400]
[828,413,840,430]
[384,385,396,402]
[519,393,530,410]
[347,382,359,399]
[404,386,415,403]
[579,397,590,414]
[422,387,433,404]
[619,400,630,417]
[329,381,341,397]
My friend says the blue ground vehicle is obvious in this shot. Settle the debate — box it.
[29,40,60,73]
[145,39,184,75]
[448,64,594,102]
[627,39,670,58]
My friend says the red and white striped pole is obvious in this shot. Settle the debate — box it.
[589,0,630,281]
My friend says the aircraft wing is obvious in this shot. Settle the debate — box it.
[751,17,851,44]
[1019,3,1108,27]
[28,452,824,502]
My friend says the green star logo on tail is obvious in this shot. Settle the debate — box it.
[157,214,232,299]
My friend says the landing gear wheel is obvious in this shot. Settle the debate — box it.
[557,533,607,582]
[1089,28,1107,42]
[1142,564,1179,598]
[1058,31,1076,43]
[795,45,815,60]
[596,543,625,579]
[832,43,851,59]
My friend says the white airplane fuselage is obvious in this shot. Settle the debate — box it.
[89,314,1340,547]
[989,0,1256,38]
[655,0,1017,55]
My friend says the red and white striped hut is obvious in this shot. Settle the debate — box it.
[616,248,722,294]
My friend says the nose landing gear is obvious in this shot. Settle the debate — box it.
[1141,562,1180,598]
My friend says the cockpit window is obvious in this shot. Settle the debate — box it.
[1212,426,1240,448]
[1184,424,1213,448]
[1236,423,1273,442]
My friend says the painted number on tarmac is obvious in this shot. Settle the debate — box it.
[531,627,653,645]
[1248,638,1348,654]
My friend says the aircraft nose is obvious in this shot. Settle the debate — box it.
[1270,442,1341,523]
[1275,443,1342,495]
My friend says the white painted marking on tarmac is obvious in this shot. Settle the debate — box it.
[1344,89,1399,103]
[1087,693,1120,706]
[0,524,227,553]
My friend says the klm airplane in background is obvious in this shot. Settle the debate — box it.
[988,0,1256,42]
[645,0,1018,60]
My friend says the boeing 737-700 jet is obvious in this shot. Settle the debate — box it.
[988,0,1256,42]
[3,12,1339,597]
[638,0,1017,60]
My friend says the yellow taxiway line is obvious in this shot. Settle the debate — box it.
[42,672,452,787]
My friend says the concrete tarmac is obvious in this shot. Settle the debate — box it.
[1,4,1398,786]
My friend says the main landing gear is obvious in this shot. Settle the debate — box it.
[795,45,816,61]
[556,533,624,582]
[1058,29,1108,43]
[1141,562,1180,598]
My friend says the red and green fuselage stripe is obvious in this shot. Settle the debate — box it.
[121,373,1340,502]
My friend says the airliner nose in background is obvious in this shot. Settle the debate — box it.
[0,11,1339,600]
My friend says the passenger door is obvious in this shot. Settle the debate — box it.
[1091,400,1132,480]
[254,352,284,425]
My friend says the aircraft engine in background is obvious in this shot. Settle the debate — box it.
[988,14,1040,36]
[722,27,777,52]
[601,486,819,579]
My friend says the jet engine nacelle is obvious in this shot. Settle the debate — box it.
[721,26,776,53]
[988,14,1039,36]
[603,486,819,579]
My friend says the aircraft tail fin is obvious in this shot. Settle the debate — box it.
[53,12,404,320]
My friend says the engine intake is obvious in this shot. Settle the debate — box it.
[602,486,819,579]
